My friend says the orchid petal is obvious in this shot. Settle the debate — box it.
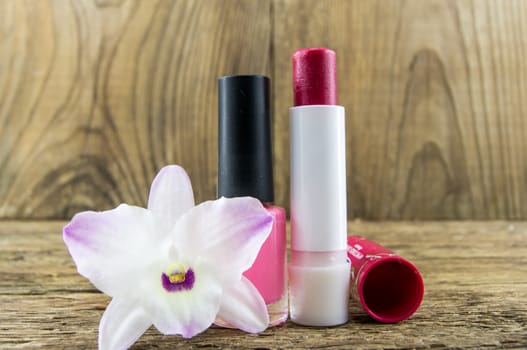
[63,204,165,297]
[171,197,273,284]
[143,258,223,338]
[99,298,151,350]
[217,276,269,333]
[148,165,195,231]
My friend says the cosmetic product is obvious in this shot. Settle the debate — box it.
[217,75,288,326]
[347,235,424,323]
[289,48,351,326]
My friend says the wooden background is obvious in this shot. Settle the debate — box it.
[1,0,527,220]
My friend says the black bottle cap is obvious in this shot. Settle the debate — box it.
[218,75,274,202]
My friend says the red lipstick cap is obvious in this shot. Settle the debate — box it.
[292,48,337,106]
[347,236,424,323]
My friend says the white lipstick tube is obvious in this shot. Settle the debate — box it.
[289,104,350,326]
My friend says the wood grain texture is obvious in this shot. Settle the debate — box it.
[0,0,271,219]
[273,0,527,219]
[2,0,527,220]
[1,221,526,348]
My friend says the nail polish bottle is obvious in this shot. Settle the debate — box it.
[217,75,288,326]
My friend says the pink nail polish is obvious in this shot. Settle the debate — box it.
[217,75,288,326]
[347,236,424,323]
[243,204,287,324]
[289,48,351,326]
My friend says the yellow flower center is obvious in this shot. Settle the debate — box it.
[166,263,187,283]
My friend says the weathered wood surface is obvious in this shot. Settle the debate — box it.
[0,0,271,219]
[1,220,526,349]
[273,0,527,220]
[2,1,527,220]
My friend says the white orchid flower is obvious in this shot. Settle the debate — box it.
[63,165,273,349]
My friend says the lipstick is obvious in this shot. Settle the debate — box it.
[217,75,288,327]
[289,48,351,326]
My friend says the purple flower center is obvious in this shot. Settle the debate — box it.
[161,265,195,292]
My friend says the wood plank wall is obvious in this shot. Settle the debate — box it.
[1,0,526,220]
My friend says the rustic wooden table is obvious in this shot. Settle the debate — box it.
[1,221,526,349]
